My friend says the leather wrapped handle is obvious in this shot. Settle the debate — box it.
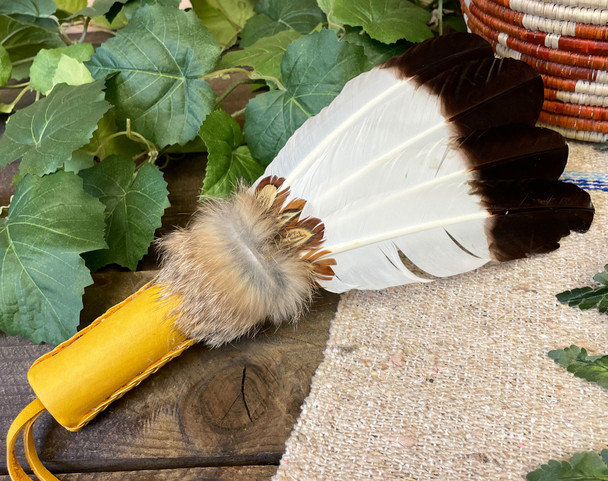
[6,281,195,480]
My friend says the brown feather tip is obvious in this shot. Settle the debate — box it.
[155,179,333,347]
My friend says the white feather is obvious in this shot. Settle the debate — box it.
[257,67,492,293]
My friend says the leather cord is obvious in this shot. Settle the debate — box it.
[6,398,59,481]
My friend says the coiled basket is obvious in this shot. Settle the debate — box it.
[461,0,608,142]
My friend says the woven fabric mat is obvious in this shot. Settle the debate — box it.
[274,142,608,481]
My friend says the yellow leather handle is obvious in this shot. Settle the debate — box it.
[6,398,58,481]
[27,282,190,431]
[6,282,195,481]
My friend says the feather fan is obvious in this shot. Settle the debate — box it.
[5,34,596,481]
[156,32,594,346]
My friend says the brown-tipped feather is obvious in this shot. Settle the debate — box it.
[382,33,543,134]
[427,57,543,133]
[459,124,568,181]
[472,179,595,261]
[155,186,317,347]
[382,32,493,82]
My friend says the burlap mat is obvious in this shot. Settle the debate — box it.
[274,142,608,480]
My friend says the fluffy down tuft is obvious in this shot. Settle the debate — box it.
[155,187,315,347]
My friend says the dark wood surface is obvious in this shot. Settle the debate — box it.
[0,466,277,480]
[1,271,338,479]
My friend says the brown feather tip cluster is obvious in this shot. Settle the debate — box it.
[154,177,336,347]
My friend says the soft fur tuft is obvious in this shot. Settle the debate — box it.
[155,187,315,347]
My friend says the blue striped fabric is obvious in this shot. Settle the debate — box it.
[561,171,608,192]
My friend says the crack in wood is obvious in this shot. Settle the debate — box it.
[241,366,253,423]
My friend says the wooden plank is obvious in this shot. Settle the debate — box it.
[1,270,338,475]
[0,465,277,480]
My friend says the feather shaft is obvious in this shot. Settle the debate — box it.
[283,79,406,188]
[322,169,472,225]
[314,122,451,205]
[320,211,491,258]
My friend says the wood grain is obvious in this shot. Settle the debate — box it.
[0,465,277,480]
[1,270,338,477]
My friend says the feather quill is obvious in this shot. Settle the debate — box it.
[157,32,594,344]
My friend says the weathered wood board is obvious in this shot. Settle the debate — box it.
[0,465,277,480]
[1,271,338,478]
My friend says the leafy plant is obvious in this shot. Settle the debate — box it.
[548,345,608,389]
[556,265,608,313]
[527,450,608,481]
[0,0,458,344]
[527,345,608,478]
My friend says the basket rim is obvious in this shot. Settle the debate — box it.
[496,0,608,27]
[466,3,608,68]
[465,0,608,56]
[465,0,608,40]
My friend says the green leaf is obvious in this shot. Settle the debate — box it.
[240,0,325,47]
[55,0,87,14]
[30,43,94,94]
[81,109,144,160]
[0,81,111,177]
[218,29,301,87]
[0,14,64,80]
[527,450,608,481]
[0,44,11,87]
[0,0,57,18]
[72,0,127,19]
[342,26,409,69]
[79,156,170,271]
[121,0,181,20]
[328,0,433,44]
[556,265,608,313]
[64,151,94,173]
[86,5,220,147]
[316,0,341,29]
[0,171,106,344]
[200,110,264,197]
[191,0,256,49]
[548,345,608,389]
[244,28,366,165]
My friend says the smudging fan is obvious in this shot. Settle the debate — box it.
[6,33,594,481]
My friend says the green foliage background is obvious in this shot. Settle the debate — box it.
[0,0,462,344]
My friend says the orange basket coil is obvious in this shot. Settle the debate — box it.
[461,0,608,142]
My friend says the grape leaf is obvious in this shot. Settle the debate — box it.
[121,0,181,20]
[200,110,264,198]
[191,0,256,49]
[80,109,143,160]
[79,156,170,271]
[240,0,325,47]
[244,28,366,165]
[556,265,608,313]
[30,43,94,94]
[86,5,220,147]
[72,0,126,19]
[55,0,87,14]
[0,80,111,177]
[218,29,301,87]
[0,172,106,344]
[548,345,608,389]
[0,44,11,86]
[342,26,409,69]
[0,0,57,18]
[65,151,95,173]
[0,14,64,80]
[326,0,433,44]
[527,450,608,481]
